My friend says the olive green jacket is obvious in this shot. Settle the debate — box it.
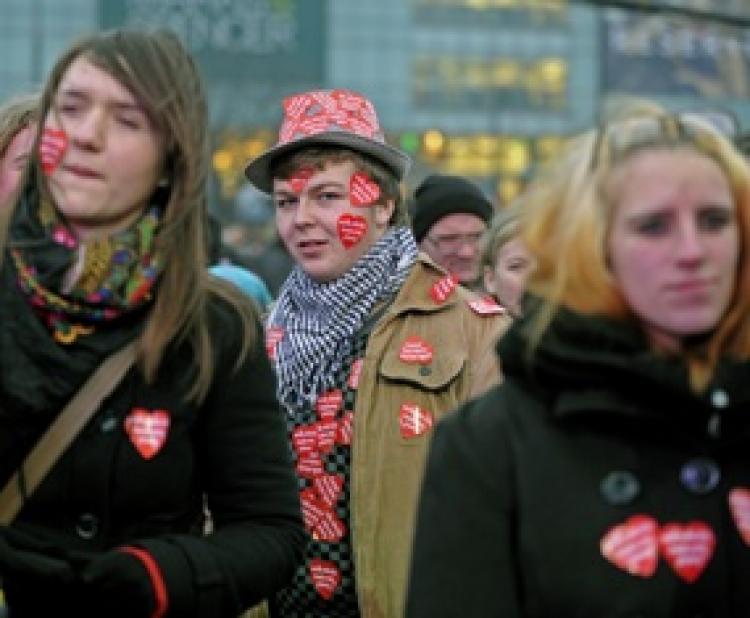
[351,254,509,617]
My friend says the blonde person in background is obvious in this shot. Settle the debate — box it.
[0,94,38,207]
[407,102,750,616]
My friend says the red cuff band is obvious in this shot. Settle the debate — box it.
[120,546,169,618]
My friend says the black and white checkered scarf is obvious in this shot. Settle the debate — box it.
[269,226,418,409]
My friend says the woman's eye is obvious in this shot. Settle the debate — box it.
[117,116,141,129]
[698,208,732,231]
[274,196,296,209]
[634,215,669,236]
[318,192,344,202]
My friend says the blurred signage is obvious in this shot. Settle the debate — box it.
[99,0,325,82]
[602,8,750,98]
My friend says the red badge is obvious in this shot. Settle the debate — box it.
[313,474,344,508]
[316,389,343,421]
[315,420,338,454]
[39,127,68,175]
[336,411,354,446]
[265,326,284,360]
[430,274,458,304]
[348,358,363,390]
[337,213,368,249]
[468,296,506,316]
[659,521,715,583]
[292,425,318,456]
[399,403,434,439]
[309,559,341,600]
[398,336,434,365]
[729,487,750,545]
[124,408,170,460]
[314,509,347,543]
[289,167,314,193]
[600,514,659,578]
[349,171,380,206]
[300,488,327,531]
[296,453,325,479]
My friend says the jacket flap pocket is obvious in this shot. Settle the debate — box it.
[379,346,465,391]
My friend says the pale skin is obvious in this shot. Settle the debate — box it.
[420,213,487,285]
[0,123,35,206]
[273,159,394,283]
[483,236,532,315]
[44,56,165,241]
[607,147,739,353]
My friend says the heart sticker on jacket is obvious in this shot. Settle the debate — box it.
[316,389,343,421]
[124,408,170,460]
[399,336,434,365]
[729,487,750,545]
[659,521,715,583]
[313,473,344,508]
[349,171,380,206]
[336,411,354,446]
[430,274,458,304]
[468,296,506,316]
[313,509,347,543]
[337,214,368,249]
[399,403,434,439]
[309,559,341,600]
[348,358,363,390]
[600,514,659,578]
[265,326,284,360]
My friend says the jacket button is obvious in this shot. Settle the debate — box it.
[75,513,99,540]
[600,470,640,505]
[710,389,729,408]
[100,417,118,433]
[680,458,720,495]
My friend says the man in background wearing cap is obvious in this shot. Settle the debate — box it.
[412,174,494,290]
[245,89,508,617]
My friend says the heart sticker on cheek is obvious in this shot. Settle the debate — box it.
[39,128,68,175]
[349,171,380,206]
[289,167,314,193]
[337,213,368,249]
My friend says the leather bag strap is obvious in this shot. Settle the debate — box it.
[0,340,138,525]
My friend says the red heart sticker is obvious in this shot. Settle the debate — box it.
[309,559,341,600]
[348,358,363,390]
[659,521,715,583]
[300,488,327,532]
[316,390,343,421]
[289,167,314,193]
[124,408,170,460]
[337,214,368,249]
[468,296,507,316]
[399,336,434,365]
[600,514,659,578]
[349,171,380,206]
[292,425,318,456]
[296,453,325,479]
[315,420,338,454]
[336,411,354,446]
[265,326,284,360]
[729,487,750,545]
[39,128,68,175]
[313,474,344,508]
[430,274,458,304]
[399,403,434,439]
[313,509,347,543]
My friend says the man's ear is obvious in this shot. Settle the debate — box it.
[483,264,496,297]
[374,198,395,228]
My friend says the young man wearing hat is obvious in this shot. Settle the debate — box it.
[245,89,509,617]
[412,174,495,290]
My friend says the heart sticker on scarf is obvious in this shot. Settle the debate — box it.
[399,403,434,439]
[337,214,368,249]
[124,408,170,460]
[313,509,347,543]
[430,274,458,304]
[313,473,344,508]
[316,389,343,421]
[659,521,715,583]
[399,336,434,365]
[292,425,318,456]
[729,487,750,545]
[348,358,363,390]
[265,326,284,360]
[315,420,338,454]
[600,514,659,578]
[349,171,380,206]
[336,411,354,446]
[289,167,314,193]
[310,559,341,600]
[300,488,327,532]
[39,128,68,175]
[468,296,506,316]
[296,453,325,479]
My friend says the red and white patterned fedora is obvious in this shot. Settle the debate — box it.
[244,89,411,193]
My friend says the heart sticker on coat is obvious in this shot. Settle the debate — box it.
[337,214,368,249]
[468,296,506,316]
[399,336,434,365]
[265,326,284,360]
[729,487,750,545]
[316,389,343,421]
[39,128,68,175]
[348,358,363,390]
[430,274,458,304]
[313,509,347,543]
[600,514,659,578]
[349,171,380,206]
[399,403,434,439]
[313,473,344,508]
[336,411,354,446]
[124,408,170,460]
[309,559,341,600]
[300,488,327,532]
[658,521,715,583]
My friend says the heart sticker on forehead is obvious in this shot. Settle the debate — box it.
[289,167,314,194]
[350,171,380,206]
[337,213,368,249]
[39,128,68,175]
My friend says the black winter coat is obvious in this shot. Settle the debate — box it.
[0,295,305,617]
[407,305,750,618]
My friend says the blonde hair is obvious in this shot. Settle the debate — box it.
[0,30,258,404]
[522,102,750,392]
[481,203,522,270]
